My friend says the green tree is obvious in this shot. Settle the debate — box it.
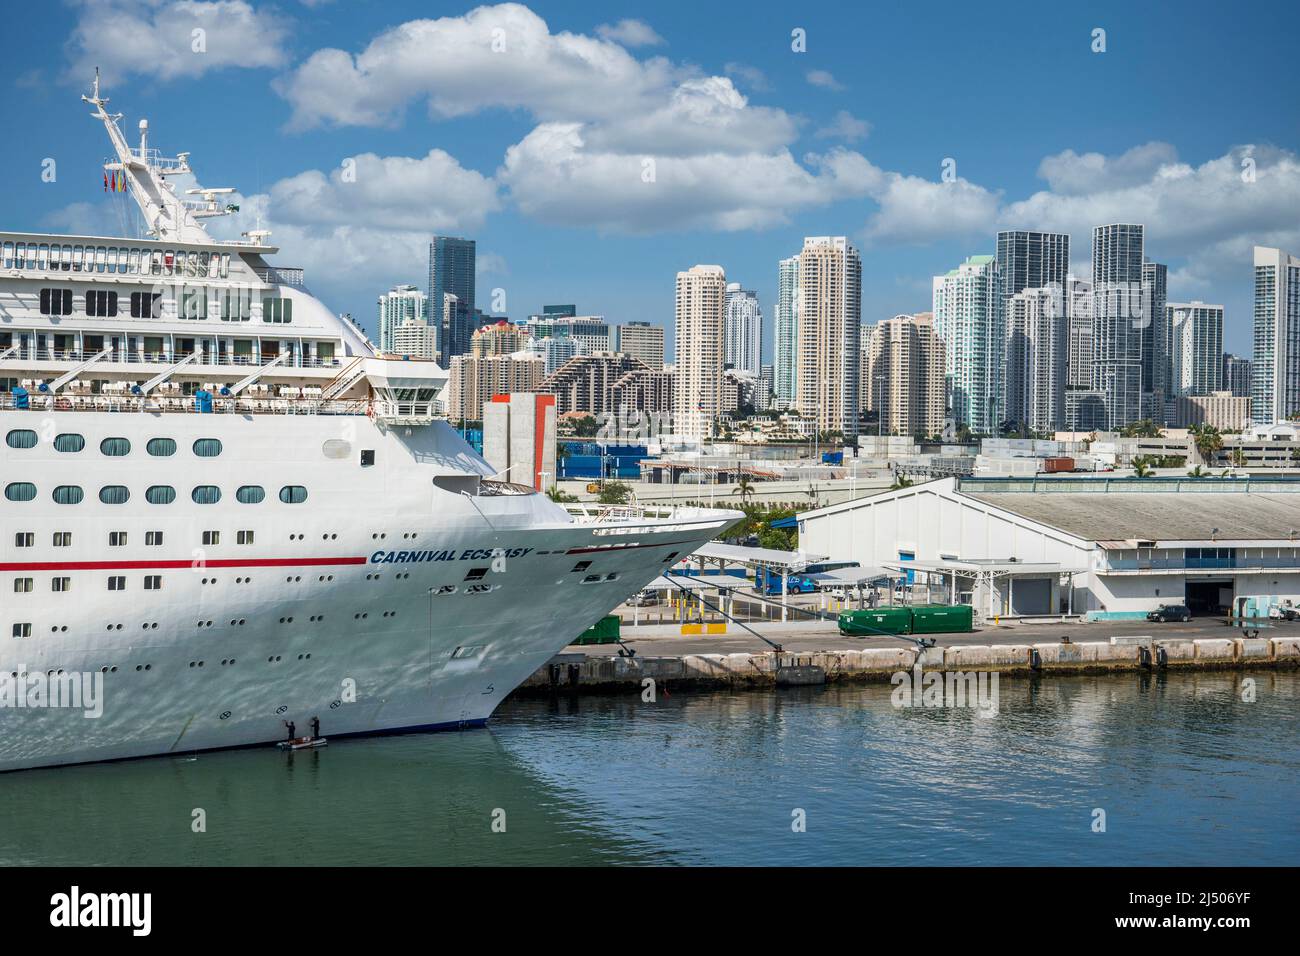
[733,474,755,503]
[546,486,578,503]
[889,473,915,491]
[1186,465,1207,478]
[597,480,633,505]
[571,415,600,437]
[1189,423,1223,463]
[1120,419,1163,438]
[1131,455,1155,478]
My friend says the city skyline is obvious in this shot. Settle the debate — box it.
[4,1,1297,362]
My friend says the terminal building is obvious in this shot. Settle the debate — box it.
[796,476,1300,620]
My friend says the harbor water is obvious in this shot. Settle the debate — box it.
[1,670,1296,866]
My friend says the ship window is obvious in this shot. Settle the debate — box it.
[53,532,71,547]
[570,561,592,572]
[146,437,177,457]
[144,575,162,590]
[53,433,85,453]
[14,532,34,547]
[100,437,131,456]
[6,429,37,449]
[279,485,308,504]
[220,287,251,322]
[146,531,163,546]
[262,296,293,324]
[52,577,70,592]
[39,288,73,316]
[464,567,489,582]
[5,483,37,502]
[109,532,128,547]
[237,530,255,545]
[86,290,118,317]
[192,485,221,504]
[192,438,222,458]
[108,576,127,591]
[13,578,33,593]
[12,623,31,639]
[145,485,176,505]
[130,291,162,319]
[236,485,265,504]
[99,485,130,505]
[52,485,84,505]
[181,287,208,320]
[203,531,220,545]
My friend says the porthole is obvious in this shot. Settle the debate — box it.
[100,437,131,457]
[6,429,37,449]
[51,485,84,505]
[53,433,85,453]
[279,485,308,504]
[192,438,222,458]
[5,482,36,502]
[146,438,176,457]
[145,485,176,505]
[192,485,221,504]
[99,485,130,505]
[236,485,265,504]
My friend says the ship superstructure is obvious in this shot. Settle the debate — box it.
[0,77,738,771]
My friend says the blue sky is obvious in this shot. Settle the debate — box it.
[6,0,1299,358]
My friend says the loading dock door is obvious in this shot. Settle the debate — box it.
[1186,579,1232,616]
[1010,577,1051,615]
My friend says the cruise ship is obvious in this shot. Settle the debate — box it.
[0,76,739,772]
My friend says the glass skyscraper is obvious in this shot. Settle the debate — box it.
[428,236,476,365]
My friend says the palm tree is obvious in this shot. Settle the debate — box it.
[1187,465,1207,478]
[1131,455,1155,478]
[1189,423,1223,463]
[889,474,915,491]
[1231,447,1247,469]
[733,474,755,503]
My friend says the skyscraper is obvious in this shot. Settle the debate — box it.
[1065,277,1094,390]
[864,313,947,438]
[1223,354,1252,398]
[996,231,1070,300]
[376,284,427,355]
[774,255,799,407]
[1251,246,1300,424]
[674,265,727,440]
[1091,223,1147,428]
[615,321,666,369]
[933,254,1003,434]
[427,236,476,364]
[1005,285,1070,433]
[1168,302,1224,397]
[1142,259,1170,420]
[796,237,861,439]
[723,283,763,376]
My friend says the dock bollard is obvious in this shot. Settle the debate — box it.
[1139,646,1152,669]
[1156,645,1168,669]
[1029,648,1042,671]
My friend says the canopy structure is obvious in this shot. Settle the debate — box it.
[685,543,829,621]
[882,558,1088,618]
[805,566,899,588]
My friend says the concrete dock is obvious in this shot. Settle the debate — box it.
[514,618,1300,695]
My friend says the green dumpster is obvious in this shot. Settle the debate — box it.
[838,607,912,636]
[573,614,621,645]
[908,604,974,634]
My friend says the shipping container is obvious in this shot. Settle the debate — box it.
[1042,457,1075,473]
[909,604,974,634]
[838,607,913,635]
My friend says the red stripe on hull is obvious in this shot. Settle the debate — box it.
[0,556,368,572]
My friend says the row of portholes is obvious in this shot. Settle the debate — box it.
[5,432,222,458]
[5,482,307,505]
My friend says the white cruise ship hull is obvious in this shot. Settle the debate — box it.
[0,412,738,771]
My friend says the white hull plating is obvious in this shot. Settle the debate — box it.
[0,411,737,771]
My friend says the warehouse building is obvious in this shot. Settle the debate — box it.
[796,476,1300,620]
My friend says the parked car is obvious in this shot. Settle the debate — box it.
[1147,604,1191,623]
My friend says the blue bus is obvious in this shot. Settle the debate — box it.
[754,561,860,596]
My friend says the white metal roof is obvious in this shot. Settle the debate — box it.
[644,574,752,591]
[691,542,827,569]
[884,558,1088,575]
[806,567,900,586]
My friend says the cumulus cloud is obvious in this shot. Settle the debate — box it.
[267,149,500,233]
[1036,141,1179,196]
[65,0,289,82]
[815,110,871,143]
[806,69,845,91]
[595,18,664,47]
[724,62,769,92]
[275,3,679,129]
[863,173,1003,244]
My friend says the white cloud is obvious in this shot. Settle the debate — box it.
[275,3,680,129]
[806,69,845,91]
[595,19,664,47]
[863,173,1003,244]
[267,149,500,233]
[1036,141,1180,196]
[65,0,289,82]
[815,110,871,143]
